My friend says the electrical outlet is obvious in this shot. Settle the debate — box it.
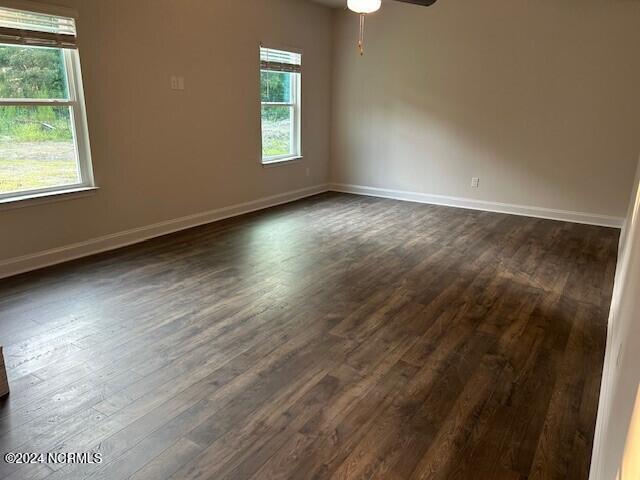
[177,76,185,91]
[471,177,480,188]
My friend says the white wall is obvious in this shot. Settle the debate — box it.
[330,0,640,222]
[0,0,334,268]
[591,157,640,480]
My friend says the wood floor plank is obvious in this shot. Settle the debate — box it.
[0,193,617,480]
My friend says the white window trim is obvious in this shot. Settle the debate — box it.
[260,47,302,166]
[0,186,98,211]
[0,44,94,203]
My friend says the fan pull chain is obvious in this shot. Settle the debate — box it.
[358,13,366,56]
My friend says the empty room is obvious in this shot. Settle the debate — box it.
[0,0,639,479]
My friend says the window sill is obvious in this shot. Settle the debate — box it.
[0,187,99,212]
[262,156,303,167]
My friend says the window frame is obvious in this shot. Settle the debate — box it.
[259,46,302,165]
[0,41,94,203]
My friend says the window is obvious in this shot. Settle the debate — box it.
[0,7,93,202]
[260,47,301,164]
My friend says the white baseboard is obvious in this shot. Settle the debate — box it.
[329,183,624,229]
[0,184,329,280]
[0,182,623,280]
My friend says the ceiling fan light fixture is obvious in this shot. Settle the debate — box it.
[347,0,382,14]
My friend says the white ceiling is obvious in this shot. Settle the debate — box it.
[312,0,345,8]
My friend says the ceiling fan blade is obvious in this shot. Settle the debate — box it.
[392,0,438,6]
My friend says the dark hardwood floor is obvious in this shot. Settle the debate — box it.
[0,192,618,480]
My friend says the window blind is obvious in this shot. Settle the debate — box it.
[0,7,77,49]
[260,47,301,74]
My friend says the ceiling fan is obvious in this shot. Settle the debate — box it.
[347,0,438,55]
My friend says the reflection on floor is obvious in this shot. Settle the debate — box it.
[0,192,618,480]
